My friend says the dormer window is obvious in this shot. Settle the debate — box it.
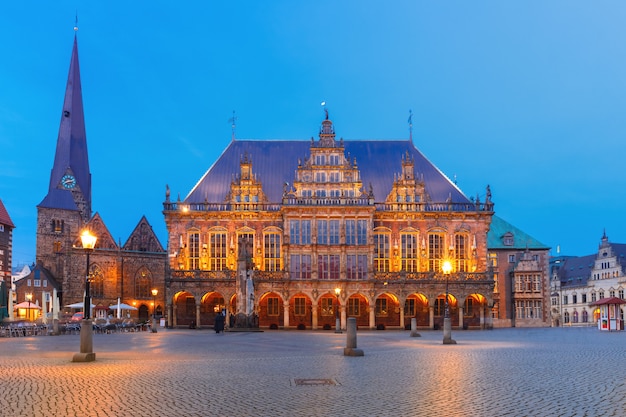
[503,232,514,246]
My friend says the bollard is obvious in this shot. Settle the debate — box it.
[343,317,364,356]
[410,317,421,337]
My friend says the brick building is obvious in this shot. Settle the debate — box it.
[0,198,15,319]
[163,114,497,330]
[32,33,166,321]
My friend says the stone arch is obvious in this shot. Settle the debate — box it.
[200,291,226,326]
[258,291,284,328]
[404,292,430,328]
[434,290,458,327]
[289,292,313,329]
[374,292,400,329]
[463,293,488,328]
[173,290,198,327]
[345,292,370,328]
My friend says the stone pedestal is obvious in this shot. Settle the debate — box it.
[344,317,364,356]
[410,317,421,337]
[443,317,457,345]
[335,317,341,333]
[72,319,96,362]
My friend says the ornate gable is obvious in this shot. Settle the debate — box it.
[74,212,118,250]
[123,216,165,252]
[224,152,268,207]
[385,151,428,204]
[288,115,370,202]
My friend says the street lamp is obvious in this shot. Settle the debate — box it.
[151,288,158,333]
[25,292,32,321]
[442,260,456,344]
[335,287,342,333]
[73,230,97,362]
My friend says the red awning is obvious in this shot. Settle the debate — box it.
[589,297,626,306]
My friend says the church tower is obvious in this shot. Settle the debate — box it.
[36,32,92,279]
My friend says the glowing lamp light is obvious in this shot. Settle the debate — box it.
[80,230,97,250]
[442,260,452,275]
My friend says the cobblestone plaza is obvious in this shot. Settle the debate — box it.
[0,327,624,416]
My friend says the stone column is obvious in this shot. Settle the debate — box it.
[283,302,290,328]
[344,317,364,356]
[195,304,201,329]
[369,306,375,329]
[459,307,464,330]
[399,305,405,329]
[172,304,177,327]
[311,305,318,330]
[480,305,485,328]
[429,306,434,329]
[340,306,346,330]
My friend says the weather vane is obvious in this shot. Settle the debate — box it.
[321,101,328,120]
[408,109,413,143]
[74,12,79,32]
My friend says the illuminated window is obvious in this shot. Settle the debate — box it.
[374,233,390,272]
[455,234,468,272]
[209,232,227,271]
[488,252,497,267]
[428,233,444,272]
[401,232,419,272]
[189,232,200,270]
[434,298,445,316]
[90,265,104,298]
[264,233,281,271]
[329,154,340,165]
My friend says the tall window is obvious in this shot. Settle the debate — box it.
[238,232,254,260]
[318,254,340,280]
[290,254,311,280]
[90,265,104,298]
[209,232,227,271]
[329,220,340,245]
[404,299,416,316]
[318,220,328,244]
[290,220,311,245]
[357,220,367,245]
[135,268,151,299]
[464,298,475,316]
[401,232,419,272]
[455,234,467,272]
[375,298,388,316]
[189,232,200,270]
[264,233,281,271]
[346,254,367,280]
[348,298,360,316]
[321,298,334,315]
[294,297,306,315]
[374,233,390,272]
[346,220,356,245]
[267,297,279,316]
[428,233,444,272]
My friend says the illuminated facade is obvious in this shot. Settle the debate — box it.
[163,115,496,330]
[550,232,626,327]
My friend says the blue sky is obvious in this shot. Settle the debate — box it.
[2,1,626,267]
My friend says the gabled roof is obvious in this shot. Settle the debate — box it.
[556,254,595,287]
[75,213,118,251]
[487,215,549,250]
[0,198,15,228]
[38,34,91,216]
[185,137,470,205]
[122,216,165,253]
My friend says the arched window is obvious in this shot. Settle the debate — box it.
[134,267,151,299]
[455,233,468,272]
[573,311,579,323]
[582,310,588,323]
[428,232,445,272]
[401,230,419,272]
[90,264,104,298]
[564,311,570,323]
[373,231,390,272]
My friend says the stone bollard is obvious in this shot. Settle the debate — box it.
[410,318,421,337]
[343,317,364,356]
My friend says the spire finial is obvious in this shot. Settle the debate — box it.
[74,12,79,32]
[321,101,328,119]
[229,110,237,141]
[408,109,413,143]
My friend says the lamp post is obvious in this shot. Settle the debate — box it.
[73,230,97,362]
[25,292,32,321]
[335,287,342,333]
[442,260,456,344]
[151,288,158,333]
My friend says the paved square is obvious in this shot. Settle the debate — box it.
[0,327,624,416]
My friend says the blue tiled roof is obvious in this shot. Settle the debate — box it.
[487,215,549,250]
[186,138,471,204]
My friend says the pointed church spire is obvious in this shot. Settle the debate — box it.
[38,32,92,221]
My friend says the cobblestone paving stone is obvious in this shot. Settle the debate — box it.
[0,327,625,416]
